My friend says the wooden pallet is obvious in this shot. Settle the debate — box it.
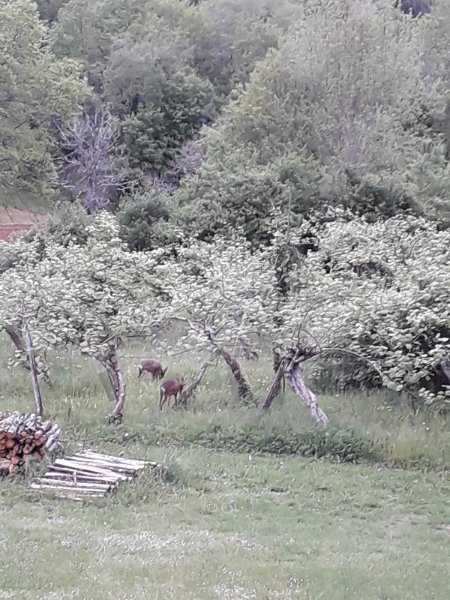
[30,450,157,501]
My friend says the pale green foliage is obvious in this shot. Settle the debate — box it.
[1,210,448,407]
[0,214,159,358]
[51,0,148,67]
[152,235,278,354]
[52,0,292,95]
[155,212,450,405]
[224,0,446,168]
[0,0,88,194]
[298,215,450,404]
[193,0,284,95]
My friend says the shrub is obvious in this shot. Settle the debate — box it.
[121,71,216,174]
[117,194,173,251]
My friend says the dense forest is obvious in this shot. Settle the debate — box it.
[0,0,449,421]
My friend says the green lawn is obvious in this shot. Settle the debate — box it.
[0,346,450,599]
[0,447,449,599]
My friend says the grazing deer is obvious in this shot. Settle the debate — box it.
[159,378,185,410]
[137,359,167,381]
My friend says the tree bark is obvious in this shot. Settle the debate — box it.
[441,359,450,383]
[5,324,52,386]
[24,326,44,417]
[262,347,307,412]
[220,348,255,405]
[272,346,285,393]
[177,361,213,409]
[260,363,285,411]
[204,329,255,405]
[261,346,328,425]
[96,350,126,423]
[285,363,329,426]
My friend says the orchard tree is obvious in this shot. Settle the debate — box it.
[0,214,160,421]
[155,211,450,419]
[295,214,450,409]
[153,234,331,421]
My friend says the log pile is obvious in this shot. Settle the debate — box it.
[0,411,61,475]
[31,450,156,501]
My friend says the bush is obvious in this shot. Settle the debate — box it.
[121,71,216,174]
[117,194,173,251]
[176,151,323,246]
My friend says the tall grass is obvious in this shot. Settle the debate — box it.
[1,335,449,469]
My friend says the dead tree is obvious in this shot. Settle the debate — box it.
[58,105,130,214]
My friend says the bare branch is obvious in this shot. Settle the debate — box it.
[58,105,130,213]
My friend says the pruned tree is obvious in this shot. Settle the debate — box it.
[156,210,450,417]
[58,105,130,213]
[0,214,160,422]
[153,235,276,404]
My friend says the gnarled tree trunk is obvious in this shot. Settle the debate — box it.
[24,325,44,417]
[96,350,126,423]
[220,348,255,405]
[204,329,255,405]
[260,362,285,411]
[261,345,328,426]
[177,361,213,409]
[5,324,52,387]
[285,363,328,426]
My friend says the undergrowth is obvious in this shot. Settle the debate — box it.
[0,341,449,470]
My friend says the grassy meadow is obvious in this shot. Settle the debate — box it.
[0,340,450,599]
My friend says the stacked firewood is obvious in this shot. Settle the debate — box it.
[0,411,61,475]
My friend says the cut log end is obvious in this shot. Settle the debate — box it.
[0,411,61,476]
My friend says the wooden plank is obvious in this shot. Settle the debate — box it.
[53,458,130,479]
[74,454,148,471]
[37,479,112,491]
[43,471,120,484]
[71,455,139,474]
[31,483,110,494]
[80,450,149,467]
[47,464,122,479]
[31,450,157,501]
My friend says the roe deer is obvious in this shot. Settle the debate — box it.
[137,359,167,381]
[159,378,185,410]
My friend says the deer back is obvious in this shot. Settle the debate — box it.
[160,378,184,396]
